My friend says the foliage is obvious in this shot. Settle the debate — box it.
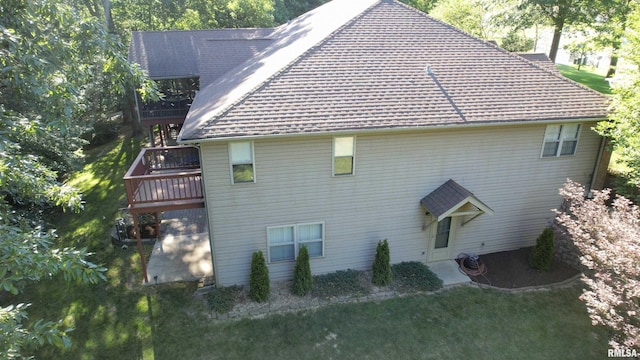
[372,239,392,286]
[0,0,155,356]
[521,0,596,61]
[530,227,555,271]
[311,269,370,299]
[597,2,640,190]
[292,245,313,296]
[429,0,491,39]
[207,285,244,313]
[554,180,640,349]
[391,262,443,293]
[249,251,270,302]
[501,29,534,52]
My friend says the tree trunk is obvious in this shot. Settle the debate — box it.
[103,0,115,33]
[606,55,618,78]
[549,22,563,62]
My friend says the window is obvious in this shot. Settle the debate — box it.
[435,217,451,249]
[541,124,581,157]
[229,141,254,183]
[267,223,324,262]
[333,136,355,176]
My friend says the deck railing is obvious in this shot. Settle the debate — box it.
[124,146,203,209]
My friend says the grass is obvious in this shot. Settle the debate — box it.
[14,134,611,359]
[555,64,612,95]
[153,286,608,359]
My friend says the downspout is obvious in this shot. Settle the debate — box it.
[588,136,607,197]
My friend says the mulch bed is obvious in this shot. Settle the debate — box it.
[462,247,581,289]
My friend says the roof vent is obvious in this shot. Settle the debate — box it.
[425,65,433,75]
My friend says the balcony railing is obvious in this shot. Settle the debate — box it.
[124,146,204,212]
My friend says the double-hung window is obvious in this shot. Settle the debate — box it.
[229,141,255,183]
[267,223,324,262]
[333,136,355,176]
[541,124,581,157]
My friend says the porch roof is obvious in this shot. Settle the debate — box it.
[420,179,494,222]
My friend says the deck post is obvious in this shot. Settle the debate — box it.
[153,212,161,240]
[132,213,150,283]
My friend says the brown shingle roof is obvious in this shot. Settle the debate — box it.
[420,179,494,222]
[128,29,274,81]
[179,0,609,141]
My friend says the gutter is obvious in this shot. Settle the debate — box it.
[177,117,607,145]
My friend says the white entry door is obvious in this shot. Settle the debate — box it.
[428,217,454,262]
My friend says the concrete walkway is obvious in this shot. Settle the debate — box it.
[428,260,470,286]
[145,209,213,285]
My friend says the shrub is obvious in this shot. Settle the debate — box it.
[292,245,313,296]
[530,227,555,271]
[391,262,443,292]
[311,269,370,299]
[249,251,270,302]
[372,239,392,286]
[207,285,244,313]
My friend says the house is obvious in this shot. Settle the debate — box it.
[126,0,609,286]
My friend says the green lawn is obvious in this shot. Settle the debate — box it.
[555,64,612,95]
[16,135,610,359]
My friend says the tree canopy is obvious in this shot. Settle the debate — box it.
[555,180,640,349]
[0,0,154,356]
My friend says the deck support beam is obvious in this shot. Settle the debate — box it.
[132,213,149,283]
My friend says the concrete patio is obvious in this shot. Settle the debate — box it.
[145,208,213,285]
[428,260,471,286]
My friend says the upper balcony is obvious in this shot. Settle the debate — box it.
[124,146,204,213]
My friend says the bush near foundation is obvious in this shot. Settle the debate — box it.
[530,227,555,271]
[293,245,313,296]
[372,239,392,286]
[249,251,270,302]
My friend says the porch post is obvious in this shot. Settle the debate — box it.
[132,213,149,283]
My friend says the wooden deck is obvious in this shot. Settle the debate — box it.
[124,146,204,213]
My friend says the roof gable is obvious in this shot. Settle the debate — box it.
[178,0,609,141]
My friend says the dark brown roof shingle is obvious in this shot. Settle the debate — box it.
[178,0,609,141]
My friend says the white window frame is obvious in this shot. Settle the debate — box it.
[228,141,255,184]
[540,124,581,158]
[332,136,356,176]
[267,222,325,263]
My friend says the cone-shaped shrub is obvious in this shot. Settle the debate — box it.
[292,245,313,296]
[372,239,392,286]
[530,227,555,271]
[249,251,270,302]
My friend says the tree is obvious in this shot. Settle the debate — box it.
[564,37,596,70]
[249,251,270,302]
[372,239,392,286]
[429,0,491,39]
[0,0,153,356]
[554,180,640,349]
[596,1,640,193]
[521,0,594,62]
[501,29,535,52]
[587,0,632,77]
[292,245,312,296]
[529,227,554,271]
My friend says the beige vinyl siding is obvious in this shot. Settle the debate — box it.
[200,122,601,286]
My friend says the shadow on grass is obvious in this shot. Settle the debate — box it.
[15,133,165,359]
